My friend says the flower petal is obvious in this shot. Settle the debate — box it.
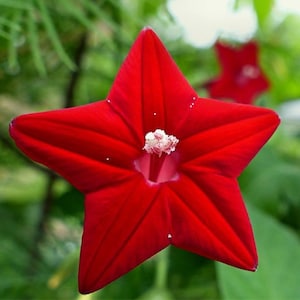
[108,28,197,137]
[9,101,139,193]
[177,98,280,177]
[236,41,259,66]
[168,173,257,270]
[215,41,238,73]
[79,176,171,293]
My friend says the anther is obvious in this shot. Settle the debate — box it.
[143,129,179,157]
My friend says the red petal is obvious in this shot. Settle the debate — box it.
[169,173,257,270]
[237,41,259,66]
[216,41,258,72]
[233,77,269,104]
[215,41,238,73]
[9,101,139,193]
[78,176,171,293]
[108,28,197,137]
[177,98,280,177]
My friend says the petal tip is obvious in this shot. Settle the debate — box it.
[140,26,158,39]
[9,117,19,139]
[142,25,154,32]
[78,276,103,295]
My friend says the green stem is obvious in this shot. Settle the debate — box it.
[154,247,170,290]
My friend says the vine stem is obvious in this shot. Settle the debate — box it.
[154,247,170,290]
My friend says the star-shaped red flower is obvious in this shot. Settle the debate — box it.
[205,41,270,104]
[9,28,279,294]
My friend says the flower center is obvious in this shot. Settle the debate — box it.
[143,129,179,157]
[134,129,179,184]
[241,65,259,79]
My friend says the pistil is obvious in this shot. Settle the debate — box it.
[142,129,179,183]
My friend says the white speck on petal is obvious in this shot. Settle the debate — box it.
[153,112,157,116]
[168,233,172,239]
[143,129,179,157]
[105,157,110,161]
[107,99,111,103]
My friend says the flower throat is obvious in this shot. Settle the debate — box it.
[135,129,179,184]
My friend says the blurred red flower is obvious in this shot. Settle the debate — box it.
[205,41,270,104]
[9,28,279,294]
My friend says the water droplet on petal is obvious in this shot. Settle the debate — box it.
[105,157,110,161]
[153,112,157,116]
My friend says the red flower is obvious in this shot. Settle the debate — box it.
[9,28,279,294]
[205,41,270,104]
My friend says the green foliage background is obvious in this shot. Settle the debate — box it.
[1,0,300,299]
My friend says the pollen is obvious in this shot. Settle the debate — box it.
[143,129,179,157]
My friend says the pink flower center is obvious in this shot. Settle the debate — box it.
[236,65,260,86]
[134,129,179,184]
[241,65,260,79]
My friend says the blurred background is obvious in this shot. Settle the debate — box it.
[1,0,300,299]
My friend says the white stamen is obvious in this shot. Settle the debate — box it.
[143,129,179,157]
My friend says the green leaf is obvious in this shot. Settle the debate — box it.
[217,205,300,299]
[0,17,22,31]
[0,28,10,39]
[7,11,22,73]
[35,0,75,70]
[27,9,47,76]
[253,0,274,27]
[79,0,118,32]
[48,249,79,289]
[0,0,32,10]
[60,0,92,29]
[239,144,300,217]
[52,186,84,217]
